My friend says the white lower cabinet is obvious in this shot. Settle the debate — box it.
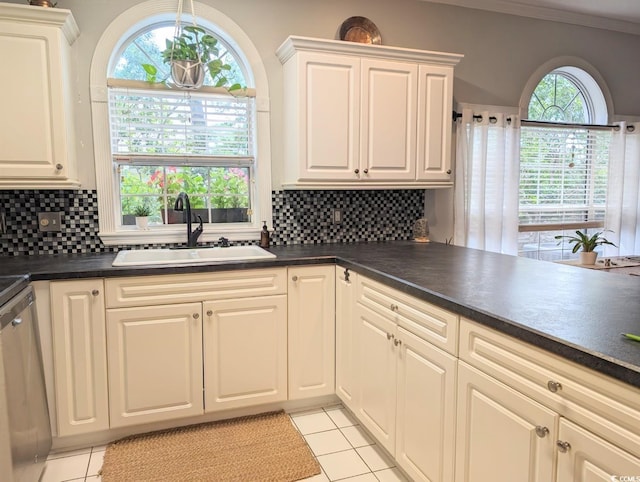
[396,327,457,482]
[203,296,287,411]
[106,303,204,428]
[458,318,640,482]
[287,265,335,400]
[336,266,358,412]
[356,303,397,452]
[455,362,557,482]
[50,279,109,436]
[350,274,458,482]
[556,418,640,482]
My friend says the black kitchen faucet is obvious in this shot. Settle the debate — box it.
[174,192,203,247]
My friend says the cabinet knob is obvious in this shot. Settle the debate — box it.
[91,289,99,296]
[343,269,350,283]
[386,332,393,340]
[55,163,64,171]
[390,304,399,312]
[547,380,562,393]
[446,169,452,175]
[535,426,549,438]
[556,440,571,453]
[292,275,298,282]
[394,338,402,347]
[193,313,200,319]
[363,169,369,174]
[206,310,213,316]
[354,169,360,175]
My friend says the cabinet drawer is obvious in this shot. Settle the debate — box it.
[460,318,640,458]
[105,268,287,308]
[357,275,458,355]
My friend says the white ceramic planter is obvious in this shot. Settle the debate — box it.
[579,251,598,265]
[135,216,149,230]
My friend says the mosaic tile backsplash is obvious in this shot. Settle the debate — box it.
[0,189,425,256]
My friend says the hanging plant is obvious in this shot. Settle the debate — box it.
[141,0,241,91]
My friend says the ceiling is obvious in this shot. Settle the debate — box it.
[420,0,640,35]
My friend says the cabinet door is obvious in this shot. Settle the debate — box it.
[455,362,557,482]
[356,303,397,453]
[107,303,203,428]
[51,280,108,436]
[203,295,287,411]
[336,266,358,412]
[0,11,78,187]
[288,266,335,400]
[360,59,417,181]
[396,327,457,482]
[556,418,640,482]
[293,51,360,181]
[416,64,454,182]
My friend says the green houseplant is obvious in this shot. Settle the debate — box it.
[554,230,617,265]
[132,202,152,230]
[142,26,241,91]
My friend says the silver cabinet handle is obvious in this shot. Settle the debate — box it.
[547,380,562,393]
[394,338,402,347]
[193,313,200,319]
[91,289,99,296]
[535,426,549,438]
[55,163,63,171]
[556,440,571,453]
[292,275,298,282]
[206,310,213,316]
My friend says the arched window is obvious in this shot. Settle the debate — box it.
[90,1,272,246]
[518,64,612,261]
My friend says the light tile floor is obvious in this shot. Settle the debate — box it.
[41,405,409,482]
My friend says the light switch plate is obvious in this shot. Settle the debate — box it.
[38,212,63,232]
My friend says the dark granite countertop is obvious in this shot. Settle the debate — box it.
[2,241,640,389]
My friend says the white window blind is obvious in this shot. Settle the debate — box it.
[108,84,254,163]
[519,123,612,231]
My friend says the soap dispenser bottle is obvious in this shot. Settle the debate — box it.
[259,221,270,248]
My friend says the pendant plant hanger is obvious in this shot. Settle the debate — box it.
[140,1,242,91]
[168,0,205,89]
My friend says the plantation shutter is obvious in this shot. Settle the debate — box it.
[519,123,612,231]
[108,82,255,165]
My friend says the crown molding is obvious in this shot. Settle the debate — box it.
[0,3,79,43]
[420,0,640,36]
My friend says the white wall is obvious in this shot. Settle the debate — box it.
[5,0,640,191]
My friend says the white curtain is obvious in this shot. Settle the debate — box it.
[453,109,520,255]
[605,122,640,256]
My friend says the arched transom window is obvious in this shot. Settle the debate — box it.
[518,66,612,261]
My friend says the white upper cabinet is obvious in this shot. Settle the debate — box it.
[0,4,80,189]
[276,36,462,189]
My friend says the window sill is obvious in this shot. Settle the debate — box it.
[99,226,262,246]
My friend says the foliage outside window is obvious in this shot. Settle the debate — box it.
[518,69,611,261]
[109,24,254,228]
[120,166,250,226]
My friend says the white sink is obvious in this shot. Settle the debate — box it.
[112,246,276,267]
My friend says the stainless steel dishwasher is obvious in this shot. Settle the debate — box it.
[0,276,52,482]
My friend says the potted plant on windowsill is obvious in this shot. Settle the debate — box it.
[133,203,152,230]
[142,26,242,91]
[555,230,617,265]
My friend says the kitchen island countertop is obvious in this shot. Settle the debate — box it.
[2,241,639,389]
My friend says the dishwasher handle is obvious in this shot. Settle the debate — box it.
[0,287,34,330]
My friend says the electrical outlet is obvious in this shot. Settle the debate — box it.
[38,212,63,232]
[332,208,343,225]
